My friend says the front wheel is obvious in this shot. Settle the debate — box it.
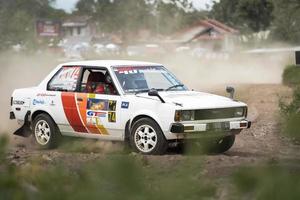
[182,135,236,154]
[32,114,61,149]
[130,118,168,155]
[212,135,235,153]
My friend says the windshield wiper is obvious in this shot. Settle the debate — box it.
[165,84,184,91]
[135,89,150,95]
[135,88,164,95]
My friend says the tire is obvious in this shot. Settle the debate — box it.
[130,118,168,155]
[32,114,61,149]
[212,135,235,153]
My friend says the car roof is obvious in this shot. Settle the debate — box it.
[61,60,162,68]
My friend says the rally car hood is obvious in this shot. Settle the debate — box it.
[136,91,246,109]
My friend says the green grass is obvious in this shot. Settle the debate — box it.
[231,165,300,200]
[0,136,215,200]
[282,65,300,86]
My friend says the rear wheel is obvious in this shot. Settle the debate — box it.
[32,114,61,149]
[130,118,168,155]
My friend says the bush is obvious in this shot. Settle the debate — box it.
[0,136,215,200]
[280,87,300,141]
[280,86,300,141]
[232,165,300,200]
[282,65,300,86]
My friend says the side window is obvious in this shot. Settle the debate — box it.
[79,68,118,95]
[48,66,81,92]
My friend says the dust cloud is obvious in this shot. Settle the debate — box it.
[0,50,293,135]
[0,52,59,134]
[159,52,293,91]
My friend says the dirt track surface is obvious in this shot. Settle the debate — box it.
[6,84,300,180]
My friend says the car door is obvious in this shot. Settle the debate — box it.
[75,67,123,140]
[47,65,85,134]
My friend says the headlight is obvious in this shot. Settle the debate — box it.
[174,110,195,121]
[234,107,245,117]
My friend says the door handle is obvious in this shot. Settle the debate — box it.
[77,97,83,102]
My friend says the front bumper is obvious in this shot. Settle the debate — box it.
[170,120,251,134]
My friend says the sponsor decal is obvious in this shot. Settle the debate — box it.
[37,93,56,97]
[86,111,106,118]
[87,98,108,110]
[87,117,99,126]
[108,112,116,123]
[121,101,129,109]
[114,66,165,74]
[50,100,55,106]
[51,67,80,91]
[33,99,45,105]
[87,98,117,111]
[108,100,117,111]
[13,100,25,105]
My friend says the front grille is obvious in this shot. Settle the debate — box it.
[194,107,246,120]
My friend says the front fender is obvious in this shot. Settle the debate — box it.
[129,109,163,130]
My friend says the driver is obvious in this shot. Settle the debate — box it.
[86,72,117,95]
[94,73,117,95]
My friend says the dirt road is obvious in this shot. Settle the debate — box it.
[7,84,300,175]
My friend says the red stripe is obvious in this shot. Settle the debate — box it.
[61,92,88,133]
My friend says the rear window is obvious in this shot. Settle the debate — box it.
[48,66,81,92]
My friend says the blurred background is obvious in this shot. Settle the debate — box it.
[1,0,300,199]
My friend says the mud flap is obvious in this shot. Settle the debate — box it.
[13,111,31,137]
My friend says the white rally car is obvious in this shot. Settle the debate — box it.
[10,60,250,154]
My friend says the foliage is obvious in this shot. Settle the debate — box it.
[282,65,300,86]
[210,0,273,34]
[0,136,215,200]
[271,0,300,44]
[75,0,205,41]
[279,85,300,141]
[211,0,300,44]
[232,165,300,200]
[280,65,300,141]
[0,0,66,51]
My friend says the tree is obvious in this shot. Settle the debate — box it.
[75,0,152,43]
[210,0,273,34]
[237,0,273,33]
[210,0,240,28]
[0,0,66,51]
[75,0,205,40]
[271,0,300,44]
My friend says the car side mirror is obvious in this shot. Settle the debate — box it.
[226,86,235,100]
[148,89,165,103]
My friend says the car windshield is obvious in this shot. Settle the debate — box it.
[112,66,187,93]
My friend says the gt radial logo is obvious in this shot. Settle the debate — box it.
[87,111,106,117]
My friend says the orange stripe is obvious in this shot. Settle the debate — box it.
[61,92,88,133]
